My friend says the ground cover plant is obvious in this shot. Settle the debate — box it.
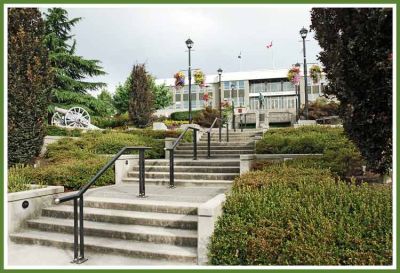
[10,129,189,191]
[255,126,364,178]
[209,163,392,265]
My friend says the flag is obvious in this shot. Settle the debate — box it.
[266,41,273,49]
[238,51,242,59]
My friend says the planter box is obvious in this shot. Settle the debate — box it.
[8,186,64,233]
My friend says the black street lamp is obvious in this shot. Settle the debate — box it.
[294,62,301,120]
[217,68,223,142]
[186,38,194,123]
[300,27,309,119]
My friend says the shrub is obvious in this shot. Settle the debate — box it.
[30,156,114,190]
[255,126,364,178]
[45,125,83,137]
[209,164,392,265]
[193,107,221,128]
[163,119,189,130]
[170,110,202,121]
[8,164,33,192]
[91,113,130,129]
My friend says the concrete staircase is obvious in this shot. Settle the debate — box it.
[9,128,261,265]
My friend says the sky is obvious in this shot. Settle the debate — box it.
[64,5,322,95]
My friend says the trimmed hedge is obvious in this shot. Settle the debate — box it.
[209,163,392,265]
[91,113,130,129]
[45,125,83,137]
[255,126,364,178]
[170,110,202,121]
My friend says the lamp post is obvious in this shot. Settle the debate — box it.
[294,62,301,121]
[300,27,309,120]
[186,38,194,123]
[217,68,223,142]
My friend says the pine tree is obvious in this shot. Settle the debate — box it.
[8,8,53,166]
[128,64,154,127]
[44,8,106,119]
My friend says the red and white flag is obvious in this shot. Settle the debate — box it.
[266,41,273,49]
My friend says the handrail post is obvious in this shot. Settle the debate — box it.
[240,114,243,132]
[244,114,247,130]
[138,149,146,197]
[207,132,211,158]
[193,129,197,160]
[219,120,222,142]
[78,196,87,263]
[73,198,78,263]
[169,149,175,188]
[226,121,229,142]
[233,114,236,132]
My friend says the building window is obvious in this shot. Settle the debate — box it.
[223,82,230,90]
[238,80,244,89]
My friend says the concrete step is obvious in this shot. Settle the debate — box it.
[132,165,239,174]
[178,143,253,147]
[175,154,242,159]
[42,205,198,230]
[145,159,240,167]
[174,150,254,155]
[176,146,252,151]
[27,217,197,247]
[79,197,199,215]
[122,178,233,188]
[10,230,197,263]
[196,141,253,145]
[128,171,238,181]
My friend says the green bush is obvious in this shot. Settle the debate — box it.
[91,113,130,129]
[209,164,392,265]
[170,110,202,121]
[8,164,32,192]
[255,126,364,178]
[45,125,83,137]
[194,107,221,128]
[30,156,114,190]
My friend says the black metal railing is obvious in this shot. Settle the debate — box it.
[207,117,229,158]
[164,126,199,188]
[54,146,150,264]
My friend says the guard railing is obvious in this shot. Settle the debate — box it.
[207,117,229,158]
[164,126,199,188]
[54,146,151,264]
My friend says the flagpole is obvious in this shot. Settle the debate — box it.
[272,41,275,69]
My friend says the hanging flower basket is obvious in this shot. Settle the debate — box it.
[194,70,206,87]
[287,66,301,85]
[174,71,185,88]
[203,91,212,107]
[309,64,322,84]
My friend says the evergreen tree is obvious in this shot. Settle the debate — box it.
[44,8,106,119]
[113,76,132,115]
[97,89,116,116]
[128,64,154,127]
[311,8,392,174]
[149,78,173,110]
[8,8,53,165]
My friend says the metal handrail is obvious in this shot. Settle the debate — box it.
[164,126,199,188]
[54,146,151,264]
[207,117,229,158]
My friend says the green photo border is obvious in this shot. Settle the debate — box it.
[1,0,397,272]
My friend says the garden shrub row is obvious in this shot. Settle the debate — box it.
[170,110,202,121]
[91,113,130,129]
[255,126,364,178]
[209,163,392,265]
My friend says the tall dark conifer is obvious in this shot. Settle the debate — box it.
[8,8,53,165]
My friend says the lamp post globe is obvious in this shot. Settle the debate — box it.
[186,38,194,123]
[300,27,309,119]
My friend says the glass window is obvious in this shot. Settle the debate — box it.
[183,94,189,101]
[239,90,245,98]
[238,80,245,89]
[224,82,230,90]
[282,82,295,91]
[175,94,181,102]
[224,90,230,99]
[232,90,238,98]
[267,82,281,92]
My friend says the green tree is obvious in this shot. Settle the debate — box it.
[310,8,392,174]
[8,8,53,166]
[44,8,107,119]
[113,76,131,114]
[151,81,173,110]
[128,64,154,127]
[97,89,116,116]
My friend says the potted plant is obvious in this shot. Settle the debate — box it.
[194,70,206,87]
[287,66,301,85]
[174,71,185,88]
[309,64,322,83]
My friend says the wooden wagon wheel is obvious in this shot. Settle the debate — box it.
[64,107,91,128]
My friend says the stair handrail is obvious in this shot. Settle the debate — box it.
[207,117,229,158]
[54,146,151,264]
[164,126,199,188]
